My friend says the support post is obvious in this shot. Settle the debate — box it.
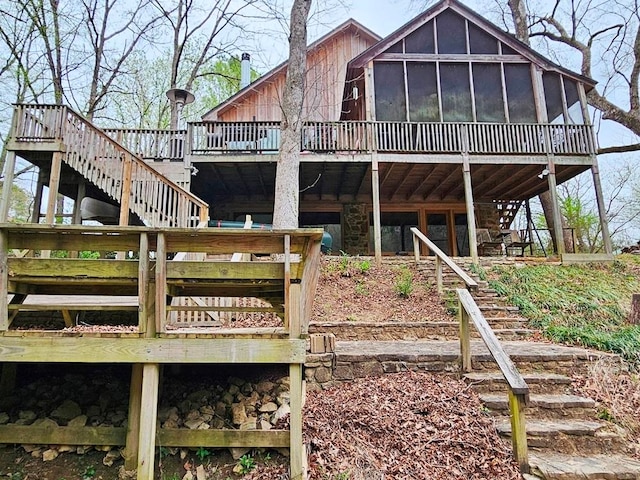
[289,283,305,479]
[508,390,530,474]
[155,232,167,334]
[0,151,17,222]
[123,363,143,471]
[591,159,613,254]
[546,160,565,255]
[0,230,8,331]
[44,152,63,225]
[458,297,472,372]
[462,154,478,263]
[30,171,46,224]
[435,256,443,294]
[371,154,382,265]
[119,155,133,226]
[72,181,86,225]
[136,363,159,480]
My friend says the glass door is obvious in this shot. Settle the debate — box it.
[426,213,450,255]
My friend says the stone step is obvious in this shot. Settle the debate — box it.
[478,304,521,317]
[464,371,571,394]
[495,418,626,455]
[309,322,534,341]
[480,393,596,419]
[529,452,640,479]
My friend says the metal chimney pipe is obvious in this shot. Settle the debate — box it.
[240,53,251,89]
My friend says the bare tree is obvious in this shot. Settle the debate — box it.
[151,0,260,129]
[79,0,164,120]
[272,0,312,229]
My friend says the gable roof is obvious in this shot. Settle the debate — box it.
[347,0,596,89]
[202,18,381,119]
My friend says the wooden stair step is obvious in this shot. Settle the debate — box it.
[529,452,640,479]
[480,393,595,419]
[464,371,570,393]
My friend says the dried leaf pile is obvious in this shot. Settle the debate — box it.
[304,371,520,480]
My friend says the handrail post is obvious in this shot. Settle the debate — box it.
[508,390,530,473]
[458,299,472,372]
[435,256,443,294]
[413,232,420,264]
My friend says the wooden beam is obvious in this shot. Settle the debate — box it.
[0,151,17,222]
[406,164,436,200]
[157,429,290,448]
[371,154,382,264]
[290,362,305,480]
[508,391,530,474]
[591,159,613,254]
[138,233,150,334]
[0,337,307,363]
[124,364,143,470]
[119,155,133,226]
[0,230,8,331]
[137,363,159,480]
[462,155,479,262]
[388,163,417,201]
[30,171,46,224]
[166,261,302,281]
[8,258,139,279]
[44,152,63,226]
[546,161,565,255]
[156,232,167,333]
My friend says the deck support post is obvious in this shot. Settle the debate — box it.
[462,154,478,263]
[289,282,305,479]
[73,181,86,225]
[371,154,382,265]
[546,159,565,255]
[30,171,46,224]
[0,151,17,222]
[0,230,8,331]
[136,363,159,480]
[44,152,63,225]
[591,158,613,254]
[123,363,143,472]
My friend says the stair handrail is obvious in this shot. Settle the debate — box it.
[456,287,530,473]
[410,227,477,293]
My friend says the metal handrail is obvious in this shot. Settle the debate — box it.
[410,227,477,293]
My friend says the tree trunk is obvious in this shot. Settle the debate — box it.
[630,294,640,325]
[272,0,311,230]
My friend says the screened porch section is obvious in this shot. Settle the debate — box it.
[354,8,591,136]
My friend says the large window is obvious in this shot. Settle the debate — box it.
[473,64,505,122]
[436,10,467,54]
[441,63,473,122]
[407,62,439,122]
[405,21,434,54]
[504,64,536,123]
[374,62,406,121]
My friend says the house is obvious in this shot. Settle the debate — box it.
[1,0,611,262]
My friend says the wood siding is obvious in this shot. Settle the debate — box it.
[209,28,377,122]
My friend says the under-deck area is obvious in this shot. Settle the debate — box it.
[0,224,322,479]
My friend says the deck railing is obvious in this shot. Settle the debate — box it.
[11,104,209,227]
[103,128,187,161]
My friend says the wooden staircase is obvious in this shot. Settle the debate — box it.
[5,104,208,227]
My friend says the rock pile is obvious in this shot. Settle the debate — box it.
[0,369,291,464]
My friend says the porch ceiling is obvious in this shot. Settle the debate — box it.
[187,161,591,207]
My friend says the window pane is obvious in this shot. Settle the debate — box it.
[564,78,582,124]
[473,64,505,122]
[501,43,518,55]
[543,72,564,123]
[406,21,434,53]
[407,62,439,122]
[441,63,472,122]
[386,40,403,54]
[469,24,498,54]
[504,64,536,123]
[436,11,467,54]
[374,62,407,121]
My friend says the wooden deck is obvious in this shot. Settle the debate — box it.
[0,224,323,480]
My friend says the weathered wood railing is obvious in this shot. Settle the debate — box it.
[0,224,323,480]
[457,288,530,473]
[10,104,208,227]
[103,128,187,161]
[410,227,478,293]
